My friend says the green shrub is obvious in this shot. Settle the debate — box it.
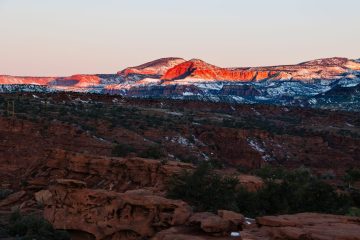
[347,207,360,217]
[167,163,239,212]
[0,189,13,200]
[244,167,352,216]
[252,165,287,180]
[139,146,164,159]
[176,154,199,164]
[111,144,136,157]
[344,168,360,188]
[8,210,70,240]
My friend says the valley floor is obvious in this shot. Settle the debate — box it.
[0,92,359,240]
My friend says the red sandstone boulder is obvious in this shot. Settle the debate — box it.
[218,210,245,230]
[34,190,52,205]
[189,212,231,234]
[189,211,245,235]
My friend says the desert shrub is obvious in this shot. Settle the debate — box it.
[208,158,225,169]
[0,189,13,200]
[235,187,258,216]
[167,163,239,212]
[252,165,287,180]
[139,146,164,159]
[347,207,360,217]
[344,168,360,188]
[350,190,360,206]
[111,144,136,157]
[7,210,70,240]
[81,124,96,132]
[175,153,199,164]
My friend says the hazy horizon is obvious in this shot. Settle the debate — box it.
[1,0,359,76]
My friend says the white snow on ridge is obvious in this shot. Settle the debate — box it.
[194,82,224,90]
[265,81,331,97]
[230,96,245,102]
[137,78,161,85]
[308,98,317,104]
[247,138,272,161]
[338,77,360,87]
[183,92,194,96]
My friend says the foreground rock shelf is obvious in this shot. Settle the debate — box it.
[42,179,246,239]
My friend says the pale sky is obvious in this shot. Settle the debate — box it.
[0,0,359,76]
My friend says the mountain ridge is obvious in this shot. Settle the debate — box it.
[1,56,360,111]
[1,56,359,83]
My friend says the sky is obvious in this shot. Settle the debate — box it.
[0,0,359,76]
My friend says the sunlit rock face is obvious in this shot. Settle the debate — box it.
[118,57,186,81]
[49,74,101,88]
[0,75,56,85]
[162,59,274,82]
[162,57,360,82]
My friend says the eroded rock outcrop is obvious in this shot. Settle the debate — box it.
[32,149,262,193]
[41,149,195,193]
[44,179,192,240]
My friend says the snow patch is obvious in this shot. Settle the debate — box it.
[247,138,272,161]
[167,135,194,148]
[183,92,194,96]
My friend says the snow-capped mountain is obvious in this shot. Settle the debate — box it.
[1,57,360,111]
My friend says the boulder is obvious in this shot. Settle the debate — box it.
[189,212,223,232]
[217,210,245,230]
[34,190,52,205]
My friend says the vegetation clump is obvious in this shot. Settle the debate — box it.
[0,189,13,200]
[139,145,164,159]
[6,210,70,240]
[167,163,238,212]
[168,164,359,217]
[111,143,136,157]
